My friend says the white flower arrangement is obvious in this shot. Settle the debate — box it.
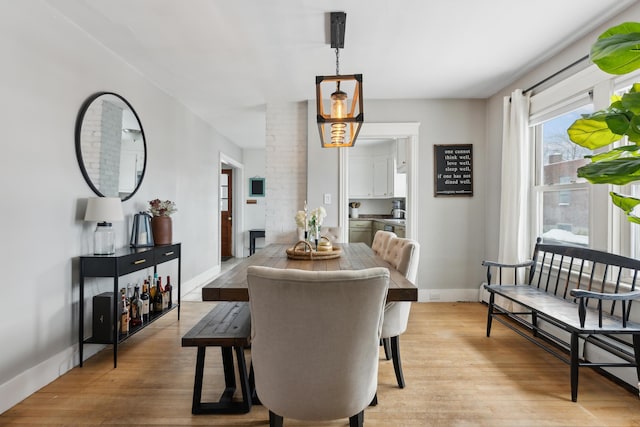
[294,203,326,235]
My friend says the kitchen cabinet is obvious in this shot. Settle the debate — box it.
[350,155,399,198]
[349,220,373,246]
[373,156,391,197]
[349,157,373,197]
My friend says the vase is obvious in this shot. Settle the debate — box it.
[151,216,172,245]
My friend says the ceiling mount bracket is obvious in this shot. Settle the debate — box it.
[330,12,346,49]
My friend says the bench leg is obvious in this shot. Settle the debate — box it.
[532,311,538,338]
[633,334,640,398]
[234,346,253,412]
[191,345,253,414]
[570,333,579,402]
[192,347,206,414]
[486,292,495,337]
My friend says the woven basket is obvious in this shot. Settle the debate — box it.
[286,240,342,260]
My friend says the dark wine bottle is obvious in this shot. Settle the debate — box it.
[165,276,173,309]
[130,286,143,327]
[153,276,163,313]
[148,278,156,315]
[141,283,150,323]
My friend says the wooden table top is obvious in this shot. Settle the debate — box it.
[202,243,418,302]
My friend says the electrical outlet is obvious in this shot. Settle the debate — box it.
[324,193,332,204]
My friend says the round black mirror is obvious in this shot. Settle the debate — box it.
[75,92,147,201]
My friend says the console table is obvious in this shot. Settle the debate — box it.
[78,243,181,368]
[249,229,265,256]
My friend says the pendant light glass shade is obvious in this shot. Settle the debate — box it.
[315,74,363,148]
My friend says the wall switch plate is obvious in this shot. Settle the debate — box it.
[324,193,332,204]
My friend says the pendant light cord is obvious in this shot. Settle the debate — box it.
[335,47,340,75]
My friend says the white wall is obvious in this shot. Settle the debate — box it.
[242,149,267,255]
[0,1,241,413]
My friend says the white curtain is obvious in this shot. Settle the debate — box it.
[498,89,531,279]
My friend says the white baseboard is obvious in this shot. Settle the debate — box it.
[181,265,221,298]
[0,345,79,415]
[418,288,482,303]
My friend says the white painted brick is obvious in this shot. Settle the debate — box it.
[265,102,308,244]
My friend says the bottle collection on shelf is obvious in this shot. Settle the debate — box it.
[118,273,173,335]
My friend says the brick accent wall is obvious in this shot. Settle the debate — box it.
[265,102,308,243]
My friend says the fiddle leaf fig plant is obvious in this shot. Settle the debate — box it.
[568,22,640,222]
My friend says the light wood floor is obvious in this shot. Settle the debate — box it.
[2,302,640,426]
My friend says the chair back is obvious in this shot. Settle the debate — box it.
[371,230,397,256]
[382,237,420,283]
[297,226,342,243]
[322,226,343,243]
[247,266,389,422]
[381,238,420,338]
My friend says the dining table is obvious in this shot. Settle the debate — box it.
[202,242,418,302]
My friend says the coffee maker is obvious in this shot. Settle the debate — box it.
[391,199,405,219]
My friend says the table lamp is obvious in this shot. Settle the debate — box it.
[84,197,124,255]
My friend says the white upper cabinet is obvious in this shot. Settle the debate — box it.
[349,142,405,199]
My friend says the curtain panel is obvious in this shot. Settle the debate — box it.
[498,89,531,281]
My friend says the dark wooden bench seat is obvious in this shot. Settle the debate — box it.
[483,238,640,402]
[181,301,254,414]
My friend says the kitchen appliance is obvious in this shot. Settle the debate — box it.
[391,200,405,219]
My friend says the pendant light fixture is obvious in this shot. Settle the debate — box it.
[316,12,363,148]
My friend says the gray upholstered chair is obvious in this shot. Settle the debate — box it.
[247,266,389,427]
[381,237,420,388]
[297,226,343,243]
[371,230,396,256]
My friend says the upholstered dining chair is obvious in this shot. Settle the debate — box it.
[297,226,343,243]
[247,266,389,427]
[381,237,420,388]
[371,230,396,256]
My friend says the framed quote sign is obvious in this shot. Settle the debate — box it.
[433,144,473,197]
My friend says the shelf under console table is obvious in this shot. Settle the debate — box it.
[78,243,181,368]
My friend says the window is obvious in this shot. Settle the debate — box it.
[533,104,593,247]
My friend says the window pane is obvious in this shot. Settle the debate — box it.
[537,104,593,247]
[541,105,593,185]
[542,188,589,247]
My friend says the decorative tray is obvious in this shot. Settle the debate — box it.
[286,240,342,260]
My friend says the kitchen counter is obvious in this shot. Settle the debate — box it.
[349,217,406,241]
[349,216,406,227]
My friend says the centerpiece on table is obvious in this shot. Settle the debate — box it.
[149,199,177,245]
[294,202,327,248]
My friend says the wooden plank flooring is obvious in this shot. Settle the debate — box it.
[2,302,640,426]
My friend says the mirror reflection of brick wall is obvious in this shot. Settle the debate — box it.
[98,100,123,196]
[80,100,123,197]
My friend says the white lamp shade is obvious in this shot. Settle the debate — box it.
[84,197,124,222]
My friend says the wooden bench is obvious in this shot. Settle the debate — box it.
[181,301,254,414]
[482,238,640,402]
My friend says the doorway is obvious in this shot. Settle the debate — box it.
[339,123,419,242]
[220,168,233,260]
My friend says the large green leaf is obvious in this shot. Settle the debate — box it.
[578,157,640,185]
[591,22,640,74]
[567,115,621,149]
[587,145,640,162]
[610,191,640,224]
[621,90,640,114]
